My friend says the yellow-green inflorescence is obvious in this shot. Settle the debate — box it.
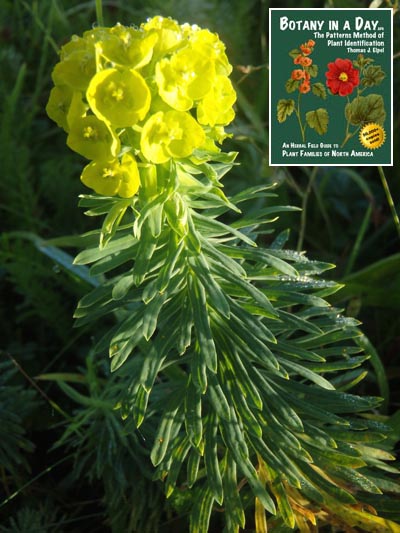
[46,16,236,198]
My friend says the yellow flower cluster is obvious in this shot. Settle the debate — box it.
[46,16,236,197]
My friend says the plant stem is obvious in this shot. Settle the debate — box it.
[95,0,104,26]
[296,91,305,142]
[378,165,400,240]
[297,166,318,252]
[344,203,372,276]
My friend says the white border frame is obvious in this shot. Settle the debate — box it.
[268,8,393,167]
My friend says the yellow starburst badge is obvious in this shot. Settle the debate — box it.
[359,123,386,150]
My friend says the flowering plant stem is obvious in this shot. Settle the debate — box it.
[46,14,400,533]
[295,91,306,142]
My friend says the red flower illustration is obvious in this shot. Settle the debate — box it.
[325,58,360,96]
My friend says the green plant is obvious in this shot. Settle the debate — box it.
[42,11,400,533]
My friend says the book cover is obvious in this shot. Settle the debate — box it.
[269,8,393,166]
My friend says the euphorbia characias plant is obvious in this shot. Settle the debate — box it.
[47,13,400,533]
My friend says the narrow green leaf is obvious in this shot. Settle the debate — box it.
[222,454,246,529]
[190,486,215,533]
[151,399,183,466]
[190,256,230,318]
[223,318,279,372]
[226,376,263,438]
[207,374,231,422]
[300,462,357,504]
[156,235,185,293]
[331,465,386,495]
[189,276,217,373]
[109,312,144,372]
[142,292,168,341]
[204,414,224,504]
[275,339,325,362]
[220,411,276,514]
[112,273,134,300]
[253,371,304,432]
[220,346,263,410]
[229,299,276,344]
[133,226,158,285]
[185,376,203,448]
[90,246,136,276]
[74,234,136,265]
[192,344,208,394]
[178,298,193,354]
[271,479,296,529]
[187,448,201,488]
[133,385,149,428]
[193,211,256,247]
[282,359,335,390]
[251,437,302,488]
[100,199,130,248]
[165,435,191,497]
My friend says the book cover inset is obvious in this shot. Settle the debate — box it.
[269,8,393,166]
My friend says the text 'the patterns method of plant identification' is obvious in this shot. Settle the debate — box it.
[46,14,400,533]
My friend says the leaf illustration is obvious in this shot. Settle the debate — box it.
[312,83,327,99]
[361,65,386,87]
[288,48,300,59]
[307,64,318,78]
[306,108,329,135]
[345,94,386,126]
[277,99,295,123]
[285,78,300,93]
[352,54,374,70]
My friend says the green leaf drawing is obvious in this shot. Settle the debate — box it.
[307,64,318,78]
[312,82,327,99]
[352,54,374,70]
[345,94,386,126]
[362,65,386,87]
[285,78,300,93]
[306,108,329,135]
[277,99,295,123]
[288,48,300,58]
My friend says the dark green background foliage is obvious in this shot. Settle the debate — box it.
[0,0,399,531]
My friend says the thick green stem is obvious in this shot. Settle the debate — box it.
[95,0,104,26]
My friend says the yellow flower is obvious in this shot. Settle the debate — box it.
[46,16,237,193]
[52,38,96,92]
[87,68,151,127]
[98,25,158,69]
[155,48,214,111]
[46,85,73,131]
[67,115,120,160]
[81,153,140,197]
[197,75,236,126]
[190,29,232,76]
[141,16,183,57]
[141,110,205,164]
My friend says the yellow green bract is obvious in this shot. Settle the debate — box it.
[46,16,236,197]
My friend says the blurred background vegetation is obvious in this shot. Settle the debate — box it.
[0,0,399,530]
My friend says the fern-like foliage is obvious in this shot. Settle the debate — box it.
[62,153,400,532]
[52,355,167,533]
[0,355,38,480]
